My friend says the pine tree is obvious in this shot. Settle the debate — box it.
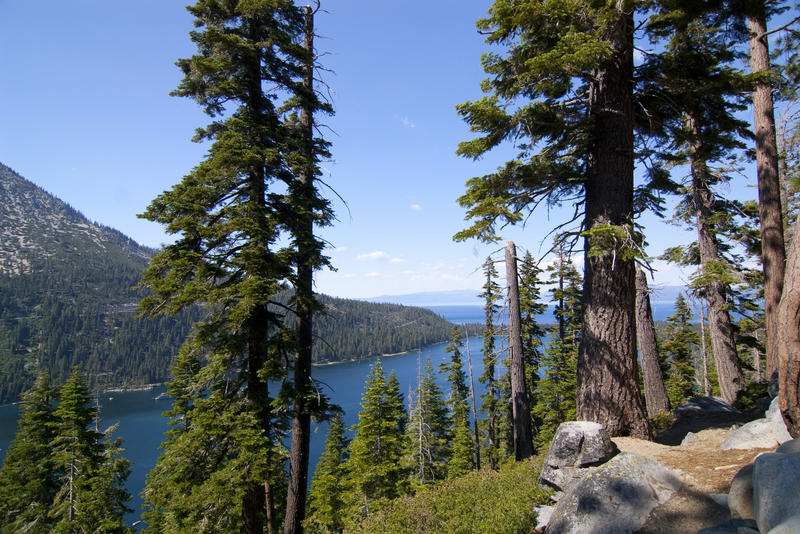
[0,372,57,533]
[284,6,335,533]
[642,6,751,404]
[440,326,474,477]
[136,2,324,532]
[636,267,671,417]
[744,0,788,378]
[518,252,546,436]
[403,357,449,488]
[478,257,501,469]
[305,415,349,534]
[49,369,130,533]
[456,0,651,438]
[344,361,407,521]
[79,423,132,534]
[660,294,701,407]
[533,253,581,448]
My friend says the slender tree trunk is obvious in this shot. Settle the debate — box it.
[464,333,481,470]
[777,218,800,438]
[577,0,651,439]
[687,115,746,405]
[635,268,671,417]
[285,8,315,534]
[749,9,786,380]
[245,304,271,534]
[505,241,534,459]
[698,298,710,397]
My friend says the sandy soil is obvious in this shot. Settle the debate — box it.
[609,414,777,534]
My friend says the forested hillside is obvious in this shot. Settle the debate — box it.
[0,163,197,403]
[0,164,453,403]
[312,295,453,362]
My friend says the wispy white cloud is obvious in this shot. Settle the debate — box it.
[333,246,349,253]
[410,203,423,211]
[357,251,390,261]
[400,115,416,129]
[364,271,380,278]
[357,250,408,264]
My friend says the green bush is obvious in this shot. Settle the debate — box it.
[345,456,550,534]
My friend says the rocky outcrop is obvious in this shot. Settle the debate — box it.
[727,463,754,520]
[538,422,619,493]
[752,450,800,533]
[721,398,792,450]
[546,453,682,534]
[673,396,740,418]
[703,437,800,533]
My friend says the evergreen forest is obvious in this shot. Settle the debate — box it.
[2,0,800,533]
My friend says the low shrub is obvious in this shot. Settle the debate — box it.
[345,456,550,534]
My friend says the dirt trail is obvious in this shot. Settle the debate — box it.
[610,415,777,534]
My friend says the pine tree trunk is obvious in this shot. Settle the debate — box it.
[505,241,534,459]
[285,8,315,534]
[748,10,786,380]
[777,218,800,438]
[635,268,671,417]
[698,299,710,396]
[577,0,651,439]
[465,334,481,470]
[688,115,745,405]
[245,303,271,534]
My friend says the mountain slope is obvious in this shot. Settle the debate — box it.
[0,164,453,403]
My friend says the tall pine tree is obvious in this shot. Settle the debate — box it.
[0,372,58,533]
[456,0,651,437]
[403,357,450,488]
[49,369,130,534]
[304,415,349,534]
[343,361,407,521]
[642,6,751,404]
[440,326,474,478]
[478,257,501,469]
[533,252,581,448]
[137,2,331,532]
[660,294,701,407]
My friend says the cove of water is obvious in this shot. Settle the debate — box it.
[0,302,678,527]
[0,306,494,527]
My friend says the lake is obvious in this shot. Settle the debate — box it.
[0,302,679,527]
[0,304,500,527]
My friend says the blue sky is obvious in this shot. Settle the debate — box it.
[1,1,768,299]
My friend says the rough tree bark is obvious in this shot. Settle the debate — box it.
[506,241,534,459]
[777,218,800,438]
[749,8,786,380]
[635,268,671,417]
[688,115,746,405]
[576,0,651,439]
[284,7,316,534]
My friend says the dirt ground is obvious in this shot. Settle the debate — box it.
[610,411,777,534]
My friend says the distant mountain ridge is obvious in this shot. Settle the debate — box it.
[364,289,482,306]
[0,163,152,276]
[364,285,689,308]
[0,164,453,403]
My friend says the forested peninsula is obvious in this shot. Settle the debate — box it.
[0,164,454,403]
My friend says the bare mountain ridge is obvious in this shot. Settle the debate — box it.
[0,164,453,402]
[0,163,153,276]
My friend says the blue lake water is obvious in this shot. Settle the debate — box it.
[0,328,496,527]
[0,302,678,527]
